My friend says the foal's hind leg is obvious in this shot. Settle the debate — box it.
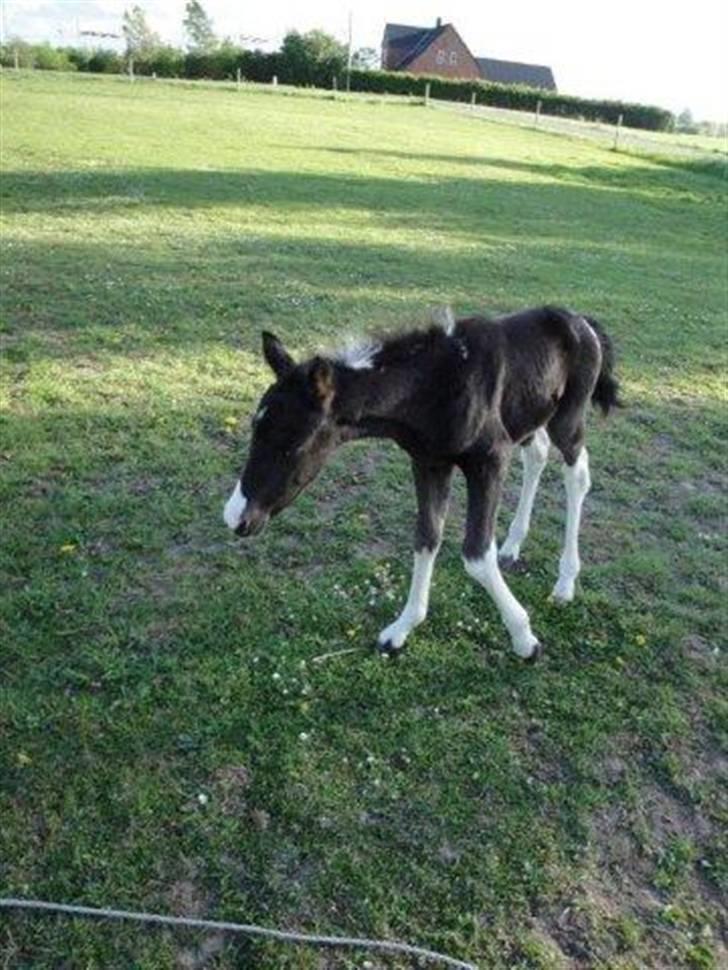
[548,416,591,603]
[547,318,601,602]
[500,427,549,567]
[378,461,453,654]
[552,447,590,602]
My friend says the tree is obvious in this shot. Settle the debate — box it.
[122,5,160,57]
[279,30,346,86]
[676,107,698,133]
[183,0,217,53]
[351,47,379,71]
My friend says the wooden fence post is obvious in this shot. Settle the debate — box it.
[535,100,542,125]
[236,67,241,89]
[332,74,337,94]
[470,91,477,110]
[14,48,19,70]
[424,81,431,106]
[614,113,623,149]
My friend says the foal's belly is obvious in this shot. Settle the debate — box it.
[501,388,563,445]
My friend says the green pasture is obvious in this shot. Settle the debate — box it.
[1,71,726,968]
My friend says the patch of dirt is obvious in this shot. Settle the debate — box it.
[249,808,271,831]
[352,533,398,562]
[522,921,573,968]
[651,432,676,454]
[512,720,572,785]
[166,864,227,969]
[437,841,462,866]
[88,471,166,498]
[532,778,726,968]
[314,447,385,519]
[675,476,724,498]
[210,764,252,816]
[166,538,231,560]
[676,747,728,802]
[266,846,320,904]
[642,783,715,845]
[529,910,602,966]
[175,934,226,970]
[682,634,721,670]
[167,860,210,920]
[129,476,162,496]
[84,537,115,558]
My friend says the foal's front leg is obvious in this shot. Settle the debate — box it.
[461,449,541,660]
[377,461,453,654]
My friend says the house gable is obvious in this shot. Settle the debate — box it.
[403,23,482,81]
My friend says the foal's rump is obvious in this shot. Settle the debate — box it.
[493,306,617,449]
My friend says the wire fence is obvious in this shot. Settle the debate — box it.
[429,98,727,162]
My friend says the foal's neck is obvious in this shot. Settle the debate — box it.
[333,363,425,444]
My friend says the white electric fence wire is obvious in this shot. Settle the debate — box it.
[0,898,478,969]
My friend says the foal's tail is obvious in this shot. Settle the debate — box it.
[585,316,622,416]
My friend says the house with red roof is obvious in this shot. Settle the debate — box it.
[381,19,556,90]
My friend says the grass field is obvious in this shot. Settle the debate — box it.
[1,71,726,969]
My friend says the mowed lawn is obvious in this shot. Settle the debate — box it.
[1,72,726,969]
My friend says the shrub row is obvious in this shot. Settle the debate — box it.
[0,43,330,86]
[346,68,674,131]
[0,41,78,72]
[0,42,674,132]
[122,45,343,88]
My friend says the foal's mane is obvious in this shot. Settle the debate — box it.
[327,313,461,372]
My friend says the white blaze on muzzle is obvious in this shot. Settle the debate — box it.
[223,480,248,531]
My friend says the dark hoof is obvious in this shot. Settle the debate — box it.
[377,640,403,660]
[500,555,529,575]
[524,641,545,664]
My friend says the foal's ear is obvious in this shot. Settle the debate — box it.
[309,357,335,410]
[262,331,294,378]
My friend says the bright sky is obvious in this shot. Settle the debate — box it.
[2,0,726,121]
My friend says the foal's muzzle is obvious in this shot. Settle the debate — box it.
[234,508,269,538]
[224,482,269,538]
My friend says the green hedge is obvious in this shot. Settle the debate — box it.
[346,68,674,131]
[180,46,281,82]
[72,48,124,74]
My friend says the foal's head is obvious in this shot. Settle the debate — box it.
[224,332,339,537]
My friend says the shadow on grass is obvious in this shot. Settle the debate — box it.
[1,169,724,385]
[0,161,720,224]
[1,160,722,337]
[284,145,727,192]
